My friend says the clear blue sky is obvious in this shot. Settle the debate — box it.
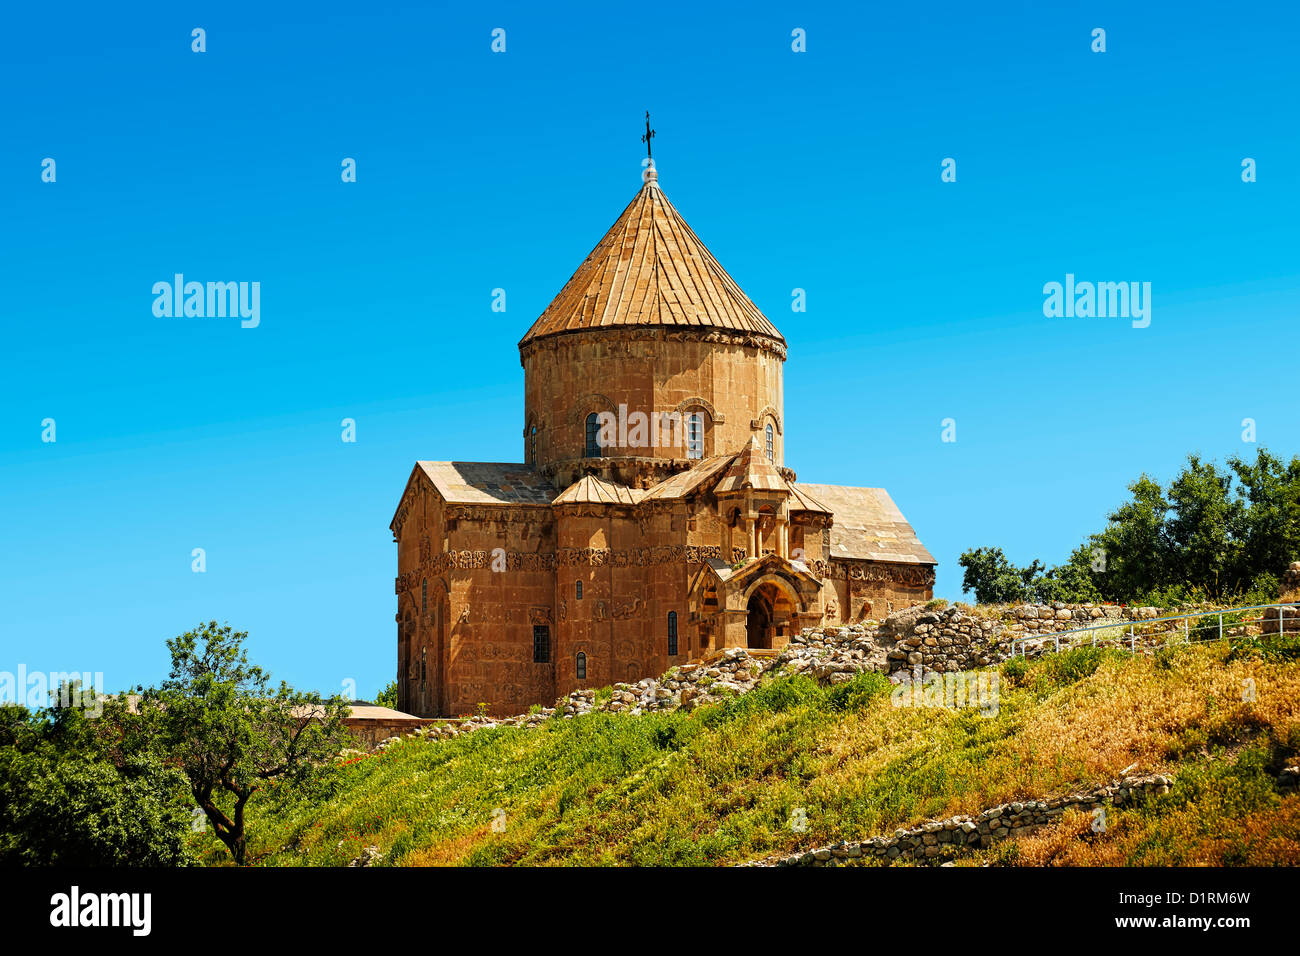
[2,1,1297,700]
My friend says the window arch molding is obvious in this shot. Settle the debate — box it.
[750,406,783,434]
[673,396,725,424]
[523,418,542,465]
[567,393,619,427]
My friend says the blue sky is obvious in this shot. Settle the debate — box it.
[2,0,1297,700]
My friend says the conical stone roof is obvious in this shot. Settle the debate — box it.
[553,474,645,506]
[518,169,785,350]
[714,437,789,494]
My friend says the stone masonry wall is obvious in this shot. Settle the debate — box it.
[875,602,1211,676]
[754,773,1173,867]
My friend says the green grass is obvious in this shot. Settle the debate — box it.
[197,644,1300,867]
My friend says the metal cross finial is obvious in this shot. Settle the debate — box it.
[641,111,655,160]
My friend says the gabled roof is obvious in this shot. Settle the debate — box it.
[553,474,645,506]
[518,175,785,349]
[698,551,823,589]
[714,437,788,494]
[788,482,831,514]
[414,462,555,506]
[641,455,733,501]
[794,483,936,565]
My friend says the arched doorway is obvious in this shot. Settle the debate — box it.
[746,587,774,649]
[745,581,797,650]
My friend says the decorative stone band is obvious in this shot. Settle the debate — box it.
[518,325,788,365]
[827,560,936,588]
[396,549,935,593]
[749,773,1174,867]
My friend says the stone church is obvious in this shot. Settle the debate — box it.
[390,158,935,717]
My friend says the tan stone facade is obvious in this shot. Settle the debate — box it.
[391,162,935,717]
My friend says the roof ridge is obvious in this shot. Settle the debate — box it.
[518,180,785,349]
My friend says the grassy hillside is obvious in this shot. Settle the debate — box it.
[202,640,1300,866]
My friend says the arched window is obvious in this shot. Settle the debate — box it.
[667,611,678,655]
[585,412,604,458]
[529,424,537,465]
[765,423,774,462]
[575,651,587,681]
[575,580,583,600]
[686,413,703,460]
[533,625,551,663]
[421,578,428,616]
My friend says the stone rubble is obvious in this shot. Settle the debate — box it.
[346,844,384,867]
[403,648,778,745]
[748,773,1175,867]
[357,595,1286,751]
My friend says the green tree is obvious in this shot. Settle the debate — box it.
[1163,455,1239,596]
[1228,448,1300,590]
[138,622,351,865]
[1091,475,1170,602]
[1032,546,1103,604]
[0,697,195,866]
[373,680,399,709]
[960,449,1300,608]
[958,547,1042,604]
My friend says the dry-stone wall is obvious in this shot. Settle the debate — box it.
[1261,561,1300,634]
[751,773,1173,867]
[869,601,1218,675]
[878,605,1002,674]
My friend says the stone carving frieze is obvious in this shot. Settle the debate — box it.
[828,560,936,588]
[396,547,934,590]
[519,327,787,363]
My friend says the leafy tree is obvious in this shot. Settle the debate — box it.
[958,547,1041,604]
[1091,475,1170,602]
[1228,449,1300,589]
[959,448,1300,607]
[1164,456,1240,595]
[1031,547,1103,604]
[138,622,350,865]
[0,697,195,866]
[373,680,399,709]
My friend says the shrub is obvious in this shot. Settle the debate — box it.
[826,672,892,713]
[1000,655,1028,685]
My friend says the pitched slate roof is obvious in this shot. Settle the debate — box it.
[641,455,733,501]
[518,172,785,348]
[553,474,645,506]
[415,462,555,506]
[794,483,936,565]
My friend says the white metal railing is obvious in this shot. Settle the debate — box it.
[1008,603,1293,658]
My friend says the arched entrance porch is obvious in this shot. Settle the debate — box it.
[745,581,796,650]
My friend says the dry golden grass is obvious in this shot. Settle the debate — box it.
[241,643,1300,866]
[988,798,1300,866]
